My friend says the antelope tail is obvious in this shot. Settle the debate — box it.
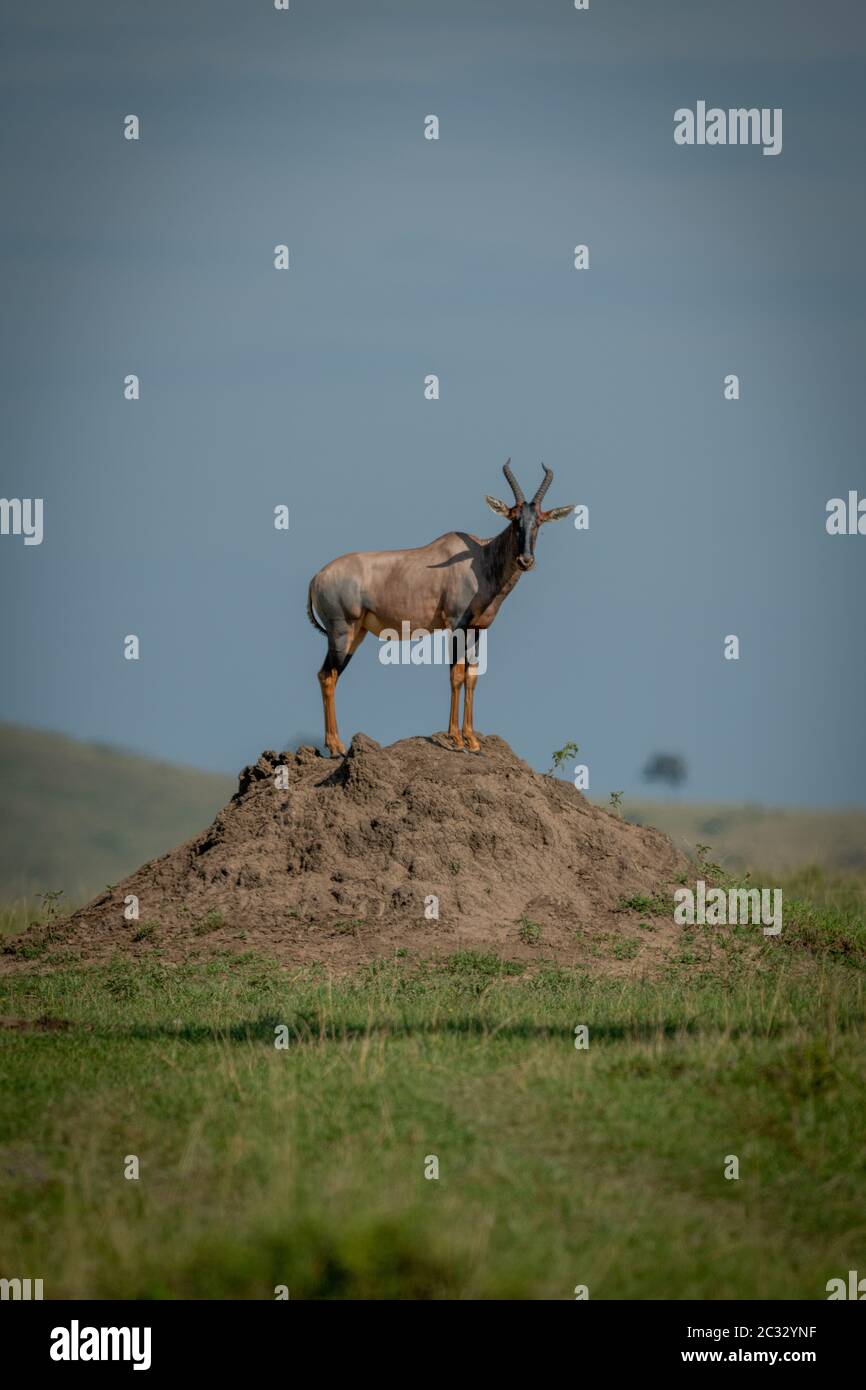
[306,580,327,635]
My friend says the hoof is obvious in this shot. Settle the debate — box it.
[464,735,481,753]
[447,731,465,750]
[326,740,346,758]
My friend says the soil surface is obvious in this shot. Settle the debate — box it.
[4,734,692,972]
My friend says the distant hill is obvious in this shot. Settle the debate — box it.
[0,725,863,905]
[613,799,866,877]
[0,725,234,903]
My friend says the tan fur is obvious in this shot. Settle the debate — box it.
[307,462,573,755]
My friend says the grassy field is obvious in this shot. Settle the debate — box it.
[1,869,864,1300]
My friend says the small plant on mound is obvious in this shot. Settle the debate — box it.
[546,740,579,777]
[193,910,225,937]
[38,889,65,923]
[619,892,671,916]
[332,920,364,936]
[609,791,624,818]
[36,889,66,946]
[517,918,541,945]
[131,922,158,943]
[694,842,727,881]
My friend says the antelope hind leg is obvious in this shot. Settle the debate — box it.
[317,666,344,756]
[448,661,466,749]
[318,622,367,757]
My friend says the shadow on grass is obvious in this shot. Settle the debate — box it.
[82,1012,866,1046]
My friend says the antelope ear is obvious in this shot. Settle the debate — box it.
[485,495,512,517]
[539,504,574,523]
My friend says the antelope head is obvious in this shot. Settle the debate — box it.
[485,459,574,571]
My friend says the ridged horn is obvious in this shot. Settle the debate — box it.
[531,463,554,507]
[502,458,524,505]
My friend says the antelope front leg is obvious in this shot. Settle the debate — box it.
[448,661,466,749]
[462,662,481,752]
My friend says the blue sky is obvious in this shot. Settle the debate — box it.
[1,0,864,806]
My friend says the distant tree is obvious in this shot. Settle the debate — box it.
[642,752,687,790]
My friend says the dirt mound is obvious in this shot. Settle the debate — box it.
[8,734,690,970]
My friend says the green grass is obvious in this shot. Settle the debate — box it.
[618,893,672,916]
[779,868,866,961]
[0,870,864,1300]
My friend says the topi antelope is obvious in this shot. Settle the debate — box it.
[306,460,574,755]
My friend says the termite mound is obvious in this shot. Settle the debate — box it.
[8,733,689,972]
